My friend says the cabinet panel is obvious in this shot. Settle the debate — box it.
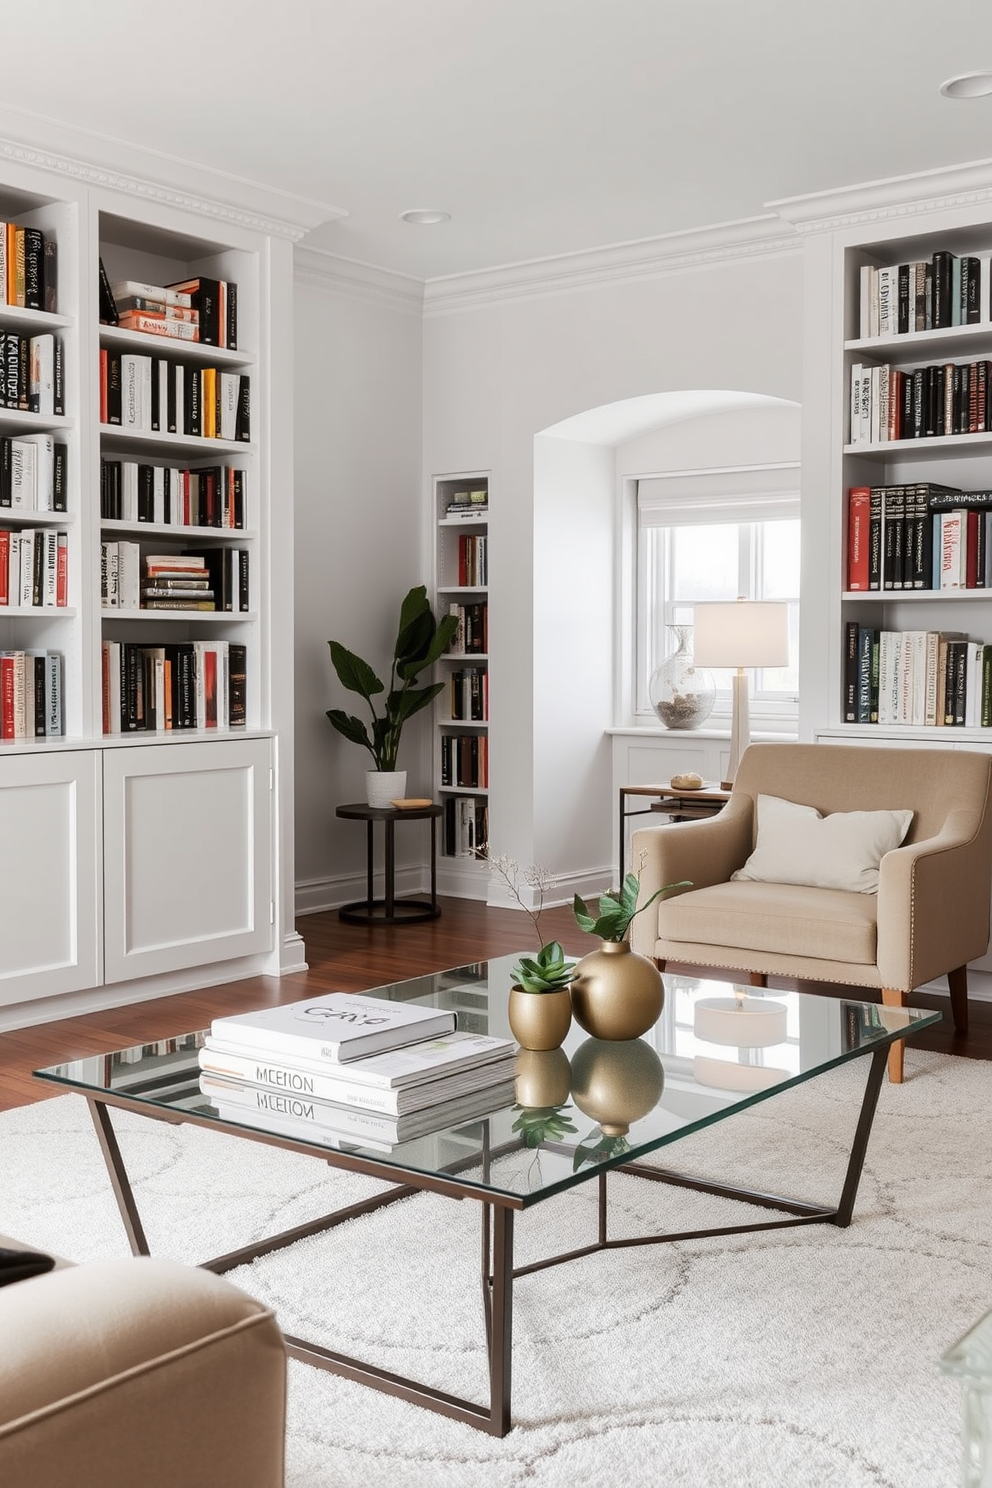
[102,738,272,983]
[0,751,101,1004]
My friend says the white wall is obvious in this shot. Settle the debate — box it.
[423,247,804,894]
[293,275,426,913]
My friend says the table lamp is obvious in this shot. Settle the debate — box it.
[692,598,790,789]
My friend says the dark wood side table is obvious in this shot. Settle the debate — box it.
[335,802,443,925]
[619,782,732,881]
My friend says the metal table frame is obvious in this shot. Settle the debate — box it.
[335,801,442,925]
[82,1039,892,1438]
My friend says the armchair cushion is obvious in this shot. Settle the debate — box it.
[658,880,878,963]
[731,793,913,893]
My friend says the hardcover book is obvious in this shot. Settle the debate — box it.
[210,993,457,1063]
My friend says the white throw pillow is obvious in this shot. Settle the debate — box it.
[731,793,913,894]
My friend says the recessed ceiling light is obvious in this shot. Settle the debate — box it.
[400,209,451,225]
[940,71,992,99]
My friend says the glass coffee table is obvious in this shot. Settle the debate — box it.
[34,959,940,1438]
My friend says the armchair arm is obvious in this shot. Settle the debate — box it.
[877,808,992,990]
[629,803,754,957]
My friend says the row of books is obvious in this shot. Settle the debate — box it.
[457,532,488,587]
[100,270,238,350]
[0,649,62,739]
[859,252,992,339]
[443,796,488,859]
[101,546,248,612]
[0,331,64,415]
[100,460,246,529]
[850,359,992,445]
[0,528,68,608]
[0,223,57,312]
[843,623,992,727]
[440,731,489,789]
[846,483,992,591]
[1,435,68,512]
[448,665,487,721]
[447,600,487,654]
[102,638,246,734]
[197,993,516,1151]
[98,350,250,442]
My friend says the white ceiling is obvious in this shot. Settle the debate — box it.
[6,0,992,281]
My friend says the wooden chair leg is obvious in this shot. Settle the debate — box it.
[654,958,666,972]
[947,965,969,1035]
[881,988,907,1083]
[749,972,768,988]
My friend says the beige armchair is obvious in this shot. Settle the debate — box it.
[0,1235,287,1488]
[630,743,992,1082]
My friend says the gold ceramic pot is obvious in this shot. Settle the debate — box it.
[514,1046,571,1107]
[570,1037,664,1135]
[507,987,572,1052]
[569,941,664,1041]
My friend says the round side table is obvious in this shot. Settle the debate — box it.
[335,802,443,925]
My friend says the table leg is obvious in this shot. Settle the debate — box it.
[365,820,375,911]
[384,818,395,919]
[488,1206,514,1436]
[430,812,438,912]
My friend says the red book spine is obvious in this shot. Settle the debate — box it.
[0,530,8,606]
[0,655,14,738]
[204,647,217,727]
[847,487,871,590]
[458,534,467,587]
[56,533,68,606]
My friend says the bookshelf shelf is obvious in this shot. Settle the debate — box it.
[0,152,288,1017]
[432,473,490,882]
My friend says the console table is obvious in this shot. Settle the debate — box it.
[335,802,443,925]
[619,782,731,880]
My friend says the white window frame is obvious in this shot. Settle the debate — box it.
[633,462,800,729]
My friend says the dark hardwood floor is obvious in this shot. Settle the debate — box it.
[2,897,990,1111]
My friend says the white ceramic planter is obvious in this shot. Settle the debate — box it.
[365,770,407,808]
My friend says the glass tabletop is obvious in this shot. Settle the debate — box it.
[34,956,941,1206]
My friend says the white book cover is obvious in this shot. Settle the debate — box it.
[111,280,192,308]
[210,993,458,1064]
[859,362,872,444]
[849,364,862,445]
[42,529,58,607]
[7,533,20,607]
[877,265,897,336]
[219,372,239,440]
[10,439,36,509]
[104,640,122,734]
[153,464,165,525]
[18,530,35,607]
[121,461,138,523]
[202,1027,515,1092]
[924,631,940,727]
[198,1045,516,1116]
[859,265,873,338]
[964,641,983,729]
[18,433,54,510]
[29,333,54,415]
[982,256,992,323]
[121,354,140,428]
[201,1073,516,1149]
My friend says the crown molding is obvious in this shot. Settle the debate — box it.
[294,244,424,313]
[0,102,343,240]
[769,157,992,235]
[422,215,799,314]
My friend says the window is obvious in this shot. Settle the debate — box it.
[635,464,800,721]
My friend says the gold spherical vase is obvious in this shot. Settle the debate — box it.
[507,987,572,1052]
[514,1047,571,1107]
[569,941,664,1041]
[570,1037,665,1135]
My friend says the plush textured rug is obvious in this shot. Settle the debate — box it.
[2,1049,990,1488]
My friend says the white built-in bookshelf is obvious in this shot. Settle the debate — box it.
[0,151,300,1020]
[433,472,489,892]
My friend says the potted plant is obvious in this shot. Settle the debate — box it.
[327,585,459,807]
[485,852,578,1050]
[569,863,689,1040]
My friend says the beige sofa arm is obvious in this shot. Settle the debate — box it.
[877,809,992,990]
[0,1257,286,1488]
[629,804,754,956]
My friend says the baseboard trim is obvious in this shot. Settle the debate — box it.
[295,867,429,918]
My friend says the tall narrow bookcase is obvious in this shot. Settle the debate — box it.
[433,472,489,894]
[804,202,992,746]
[0,149,301,1023]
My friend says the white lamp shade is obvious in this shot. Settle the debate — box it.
[693,995,789,1047]
[692,601,790,669]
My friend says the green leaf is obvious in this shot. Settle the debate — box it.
[325,709,375,756]
[328,642,384,702]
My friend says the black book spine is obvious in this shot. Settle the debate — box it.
[98,257,119,325]
[33,654,46,736]
[965,258,982,324]
[0,437,11,508]
[138,464,154,522]
[42,238,57,314]
[228,643,247,727]
[238,548,249,611]
[5,333,19,408]
[53,443,67,513]
[149,356,161,432]
[897,264,910,335]
[235,374,250,441]
[194,279,221,346]
[185,369,201,437]
[932,251,953,329]
[53,335,64,417]
[856,627,875,723]
[22,229,43,311]
[0,333,6,408]
[226,282,237,351]
[31,533,43,607]
[232,468,245,528]
[106,352,122,426]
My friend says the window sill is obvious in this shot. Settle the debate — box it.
[608,722,800,742]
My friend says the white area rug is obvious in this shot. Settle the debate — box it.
[2,1049,990,1488]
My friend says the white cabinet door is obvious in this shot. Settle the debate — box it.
[0,750,101,1006]
[102,738,273,984]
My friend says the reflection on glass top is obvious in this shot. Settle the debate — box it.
[34,957,940,1207]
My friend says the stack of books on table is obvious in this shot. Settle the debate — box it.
[197,993,517,1152]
